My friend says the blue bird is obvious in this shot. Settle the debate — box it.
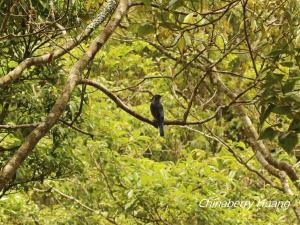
[150,95,164,137]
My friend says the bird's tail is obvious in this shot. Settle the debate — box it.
[159,121,164,137]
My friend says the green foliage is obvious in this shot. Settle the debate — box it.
[1,0,300,224]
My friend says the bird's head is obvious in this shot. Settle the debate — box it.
[151,94,162,102]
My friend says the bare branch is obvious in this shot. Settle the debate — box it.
[79,78,218,127]
[0,0,118,88]
[0,124,38,129]
[48,185,120,225]
[242,0,259,78]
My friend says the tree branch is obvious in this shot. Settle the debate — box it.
[0,123,38,129]
[0,0,129,191]
[78,78,218,127]
[0,0,118,88]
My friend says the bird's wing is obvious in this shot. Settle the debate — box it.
[158,104,164,121]
[150,103,157,118]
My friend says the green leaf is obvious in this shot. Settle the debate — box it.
[280,61,294,67]
[177,37,186,54]
[295,55,300,64]
[283,78,297,93]
[124,199,137,211]
[183,13,195,24]
[269,73,285,82]
[283,93,300,103]
[259,104,274,125]
[168,0,183,9]
[278,131,298,153]
[69,101,78,117]
[288,119,300,132]
[272,105,291,115]
[128,189,134,198]
[8,61,18,68]
[141,0,152,7]
[259,127,278,140]
[215,35,225,52]
[137,23,155,36]
[268,49,289,57]
[183,32,192,46]
[295,34,300,48]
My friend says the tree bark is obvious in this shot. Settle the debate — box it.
[0,0,129,192]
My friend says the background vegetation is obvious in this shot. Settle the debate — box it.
[0,0,300,224]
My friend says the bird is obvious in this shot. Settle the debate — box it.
[150,94,164,137]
